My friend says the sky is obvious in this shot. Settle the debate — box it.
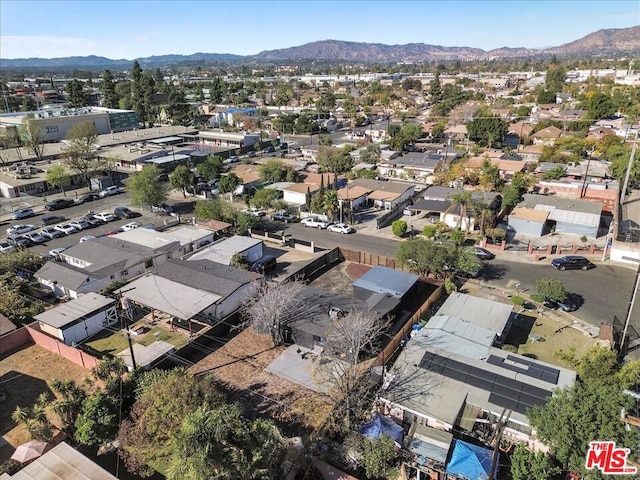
[1,0,639,60]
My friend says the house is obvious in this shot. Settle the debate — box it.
[466,156,528,179]
[508,207,551,237]
[228,164,263,195]
[352,266,421,320]
[444,124,467,141]
[512,194,603,239]
[377,152,446,183]
[380,293,576,461]
[348,178,416,210]
[35,237,172,298]
[33,293,117,346]
[410,186,501,230]
[282,182,318,206]
[186,235,264,265]
[113,226,216,256]
[116,259,260,322]
[337,185,372,211]
[0,442,118,480]
[530,126,563,145]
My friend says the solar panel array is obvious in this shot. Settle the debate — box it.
[486,354,560,385]
[421,352,552,415]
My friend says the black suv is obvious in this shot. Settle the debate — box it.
[551,255,594,271]
[45,198,75,211]
[114,206,138,219]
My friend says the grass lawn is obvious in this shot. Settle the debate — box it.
[84,323,191,356]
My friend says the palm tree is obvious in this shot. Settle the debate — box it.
[11,406,30,428]
[446,191,474,232]
[471,199,495,236]
[323,190,339,221]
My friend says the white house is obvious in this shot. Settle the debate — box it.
[33,293,117,345]
[186,235,264,265]
[113,226,216,256]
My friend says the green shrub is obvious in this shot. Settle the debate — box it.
[502,344,518,353]
[423,225,437,238]
[392,220,407,237]
[530,293,545,303]
[511,295,525,306]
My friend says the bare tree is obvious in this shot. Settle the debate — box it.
[20,115,45,162]
[63,122,103,189]
[242,279,323,346]
[316,310,390,430]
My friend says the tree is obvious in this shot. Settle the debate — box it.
[446,191,474,232]
[359,143,381,165]
[500,184,522,210]
[20,115,45,162]
[258,159,296,183]
[323,190,339,221]
[219,173,242,195]
[479,158,502,191]
[196,155,223,181]
[361,435,399,480]
[251,189,278,209]
[62,122,101,189]
[166,405,286,480]
[397,237,457,279]
[49,379,87,438]
[510,445,562,480]
[46,164,70,196]
[317,146,353,175]
[101,69,119,109]
[536,278,568,302]
[467,114,508,147]
[74,390,118,447]
[170,165,195,197]
[392,220,407,237]
[67,79,86,107]
[542,165,567,180]
[449,227,465,245]
[194,198,235,223]
[118,369,225,477]
[234,211,259,235]
[12,394,55,443]
[455,247,483,275]
[230,253,251,270]
[21,95,36,112]
[242,279,323,346]
[127,164,168,207]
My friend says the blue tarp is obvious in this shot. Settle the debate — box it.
[446,439,497,480]
[359,414,404,443]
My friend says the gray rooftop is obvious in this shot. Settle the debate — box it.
[519,193,602,227]
[35,261,93,291]
[34,293,115,329]
[423,186,499,203]
[118,340,175,370]
[156,259,260,297]
[349,178,415,195]
[386,153,443,170]
[187,236,262,265]
[353,266,419,298]
[435,293,512,335]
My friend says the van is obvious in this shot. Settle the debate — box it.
[250,255,277,274]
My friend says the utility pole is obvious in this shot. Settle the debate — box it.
[113,287,137,370]
[489,409,511,479]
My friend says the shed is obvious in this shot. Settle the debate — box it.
[353,266,420,302]
[34,293,117,346]
[519,194,602,239]
[117,340,175,371]
[508,207,550,237]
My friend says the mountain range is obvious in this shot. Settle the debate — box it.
[1,26,639,70]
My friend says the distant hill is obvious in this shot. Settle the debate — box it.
[1,25,639,70]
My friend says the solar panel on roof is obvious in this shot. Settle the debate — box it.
[541,370,559,384]
[528,367,545,379]
[522,384,550,398]
[507,354,531,366]
[487,355,503,366]
[489,393,520,412]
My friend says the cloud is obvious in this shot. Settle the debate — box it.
[0,35,112,58]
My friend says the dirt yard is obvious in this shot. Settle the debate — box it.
[188,327,332,437]
[0,344,94,462]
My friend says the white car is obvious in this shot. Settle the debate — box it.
[121,222,142,231]
[79,235,96,243]
[93,212,117,222]
[40,227,64,239]
[7,224,36,235]
[24,231,47,244]
[243,207,266,217]
[0,242,15,253]
[48,247,67,257]
[98,186,122,198]
[301,217,331,229]
[69,220,91,231]
[54,224,77,235]
[327,223,355,234]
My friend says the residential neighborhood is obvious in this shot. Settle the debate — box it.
[1,10,640,480]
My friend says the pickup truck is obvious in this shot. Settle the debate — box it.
[151,203,174,215]
[301,217,332,229]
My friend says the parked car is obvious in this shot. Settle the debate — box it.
[107,228,125,236]
[121,222,142,231]
[7,235,32,248]
[151,203,174,215]
[77,192,100,203]
[48,247,67,258]
[114,206,138,219]
[54,224,77,235]
[250,255,277,274]
[301,217,331,229]
[24,231,47,244]
[11,208,34,220]
[45,198,75,211]
[263,146,276,153]
[69,219,91,231]
[223,155,239,164]
[472,246,496,260]
[544,297,578,312]
[246,151,256,158]
[403,208,420,216]
[156,173,169,182]
[0,242,15,253]
[7,224,36,235]
[81,214,105,227]
[79,235,96,243]
[98,186,122,198]
[271,211,298,223]
[40,227,64,240]
[327,223,355,234]
[243,207,266,217]
[40,215,65,226]
[93,212,117,222]
[551,255,595,271]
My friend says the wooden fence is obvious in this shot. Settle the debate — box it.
[373,282,444,368]
[282,247,343,282]
[339,247,408,271]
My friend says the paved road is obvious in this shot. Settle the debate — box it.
[283,223,637,329]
